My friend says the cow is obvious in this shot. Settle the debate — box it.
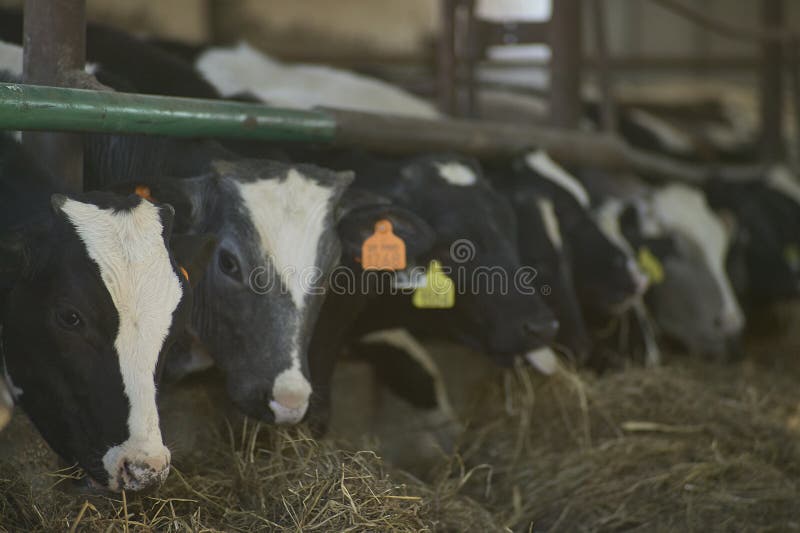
[0,134,213,491]
[608,181,746,359]
[319,152,560,364]
[704,166,800,306]
[490,151,649,364]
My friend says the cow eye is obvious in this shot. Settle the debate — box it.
[55,307,83,329]
[218,249,241,279]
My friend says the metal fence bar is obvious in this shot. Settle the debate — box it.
[0,83,336,141]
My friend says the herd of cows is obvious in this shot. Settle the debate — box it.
[0,10,799,494]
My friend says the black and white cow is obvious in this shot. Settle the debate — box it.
[0,135,212,491]
[705,166,800,305]
[320,152,560,363]
[612,182,745,358]
[491,151,649,363]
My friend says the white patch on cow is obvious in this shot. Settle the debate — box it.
[360,328,456,420]
[270,363,312,424]
[196,42,440,118]
[237,168,335,402]
[525,150,590,208]
[536,198,562,250]
[436,162,477,186]
[524,347,559,375]
[651,184,744,334]
[237,168,336,310]
[766,165,800,207]
[627,109,694,155]
[59,198,180,489]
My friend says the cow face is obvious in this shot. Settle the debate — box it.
[622,185,745,358]
[125,160,352,425]
[1,193,193,491]
[518,152,648,316]
[507,186,592,363]
[397,156,559,360]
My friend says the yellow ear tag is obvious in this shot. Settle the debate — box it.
[784,244,800,272]
[638,246,665,284]
[361,219,407,271]
[412,260,455,309]
[179,265,189,283]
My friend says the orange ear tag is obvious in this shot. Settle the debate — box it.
[135,185,156,202]
[179,266,190,283]
[361,219,407,271]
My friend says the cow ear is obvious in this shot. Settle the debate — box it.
[169,233,218,288]
[104,175,212,233]
[338,202,436,266]
[335,187,392,221]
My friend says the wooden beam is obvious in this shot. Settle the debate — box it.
[548,0,582,129]
[759,0,785,162]
[22,0,86,193]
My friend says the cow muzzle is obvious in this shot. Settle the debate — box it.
[103,444,171,492]
[269,368,312,425]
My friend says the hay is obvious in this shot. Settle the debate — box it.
[449,358,800,532]
[3,324,800,532]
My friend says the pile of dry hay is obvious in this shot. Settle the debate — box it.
[444,353,800,531]
[2,326,800,532]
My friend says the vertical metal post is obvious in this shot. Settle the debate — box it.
[22,0,86,192]
[759,0,785,163]
[438,0,457,115]
[549,0,583,129]
[591,0,616,133]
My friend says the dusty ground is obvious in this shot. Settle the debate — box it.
[1,304,799,532]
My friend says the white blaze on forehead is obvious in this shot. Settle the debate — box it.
[536,198,562,250]
[767,165,800,206]
[651,184,744,332]
[237,168,337,310]
[525,150,590,208]
[59,199,181,472]
[627,109,694,155]
[436,162,477,186]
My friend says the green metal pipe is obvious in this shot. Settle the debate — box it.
[0,83,337,142]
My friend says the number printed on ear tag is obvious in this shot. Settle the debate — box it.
[413,260,455,309]
[361,219,407,271]
[638,246,665,284]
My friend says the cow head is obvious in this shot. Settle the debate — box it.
[395,155,559,362]
[118,160,353,425]
[0,192,208,491]
[621,185,745,358]
[519,152,649,317]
